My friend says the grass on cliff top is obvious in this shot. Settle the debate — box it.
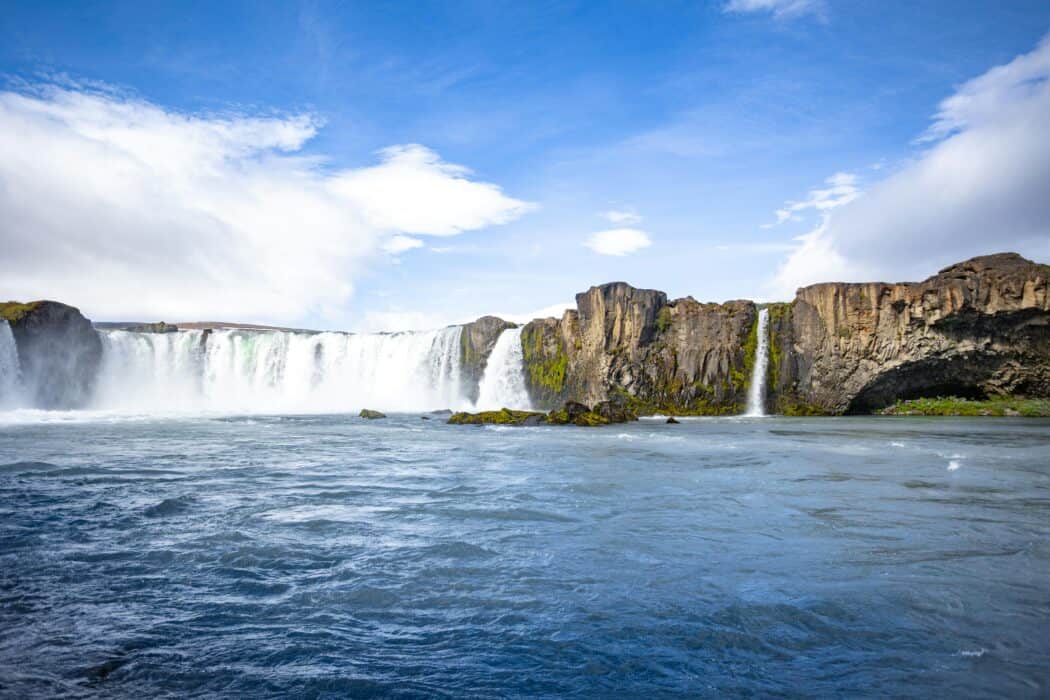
[878,396,1050,417]
[0,301,42,323]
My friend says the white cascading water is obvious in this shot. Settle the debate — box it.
[475,327,532,411]
[89,323,531,414]
[745,308,770,417]
[0,320,23,407]
[93,326,470,413]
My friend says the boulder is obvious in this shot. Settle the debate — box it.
[359,409,386,419]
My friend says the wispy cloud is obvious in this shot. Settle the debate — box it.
[0,82,532,323]
[769,33,1050,297]
[765,172,860,227]
[723,0,826,20]
[585,228,653,256]
[601,209,642,225]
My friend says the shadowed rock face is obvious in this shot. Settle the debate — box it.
[459,315,517,403]
[771,253,1050,414]
[522,253,1050,415]
[2,301,102,408]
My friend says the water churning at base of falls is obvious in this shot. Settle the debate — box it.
[475,327,532,411]
[746,308,770,416]
[88,325,523,414]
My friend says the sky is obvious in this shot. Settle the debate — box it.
[1,0,1049,331]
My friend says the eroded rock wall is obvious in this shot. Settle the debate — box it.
[770,253,1050,413]
[521,283,756,413]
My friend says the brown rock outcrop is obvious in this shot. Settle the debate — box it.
[771,253,1050,413]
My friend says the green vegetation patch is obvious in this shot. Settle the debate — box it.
[732,312,760,393]
[878,396,1050,417]
[655,306,673,334]
[0,301,42,324]
[521,325,567,397]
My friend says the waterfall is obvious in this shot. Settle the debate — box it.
[92,326,471,413]
[0,320,22,407]
[745,308,770,417]
[475,327,532,411]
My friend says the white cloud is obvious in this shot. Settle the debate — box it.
[767,172,860,226]
[769,34,1050,298]
[0,83,531,323]
[585,228,653,256]
[382,234,424,254]
[601,209,642,225]
[724,0,825,20]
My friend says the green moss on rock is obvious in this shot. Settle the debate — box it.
[521,324,567,400]
[447,408,547,425]
[655,306,673,333]
[0,301,43,324]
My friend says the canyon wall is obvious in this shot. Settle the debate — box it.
[519,253,1050,414]
[769,252,1050,414]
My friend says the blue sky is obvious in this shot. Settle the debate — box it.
[2,1,1049,330]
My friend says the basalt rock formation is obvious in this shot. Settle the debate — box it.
[0,300,102,408]
[520,283,756,414]
[769,252,1050,414]
[519,253,1050,415]
[459,315,517,403]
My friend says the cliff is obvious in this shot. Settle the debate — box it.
[520,253,1050,415]
[770,252,1050,414]
[0,300,102,408]
[521,283,755,414]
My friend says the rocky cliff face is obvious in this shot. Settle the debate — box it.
[770,253,1050,414]
[521,283,756,413]
[459,315,517,403]
[520,253,1050,415]
[0,300,102,408]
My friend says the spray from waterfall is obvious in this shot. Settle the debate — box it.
[746,308,770,417]
[475,327,532,410]
[0,321,22,407]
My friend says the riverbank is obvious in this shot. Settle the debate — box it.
[877,396,1050,417]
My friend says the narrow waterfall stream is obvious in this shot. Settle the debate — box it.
[475,327,532,410]
[745,308,770,416]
